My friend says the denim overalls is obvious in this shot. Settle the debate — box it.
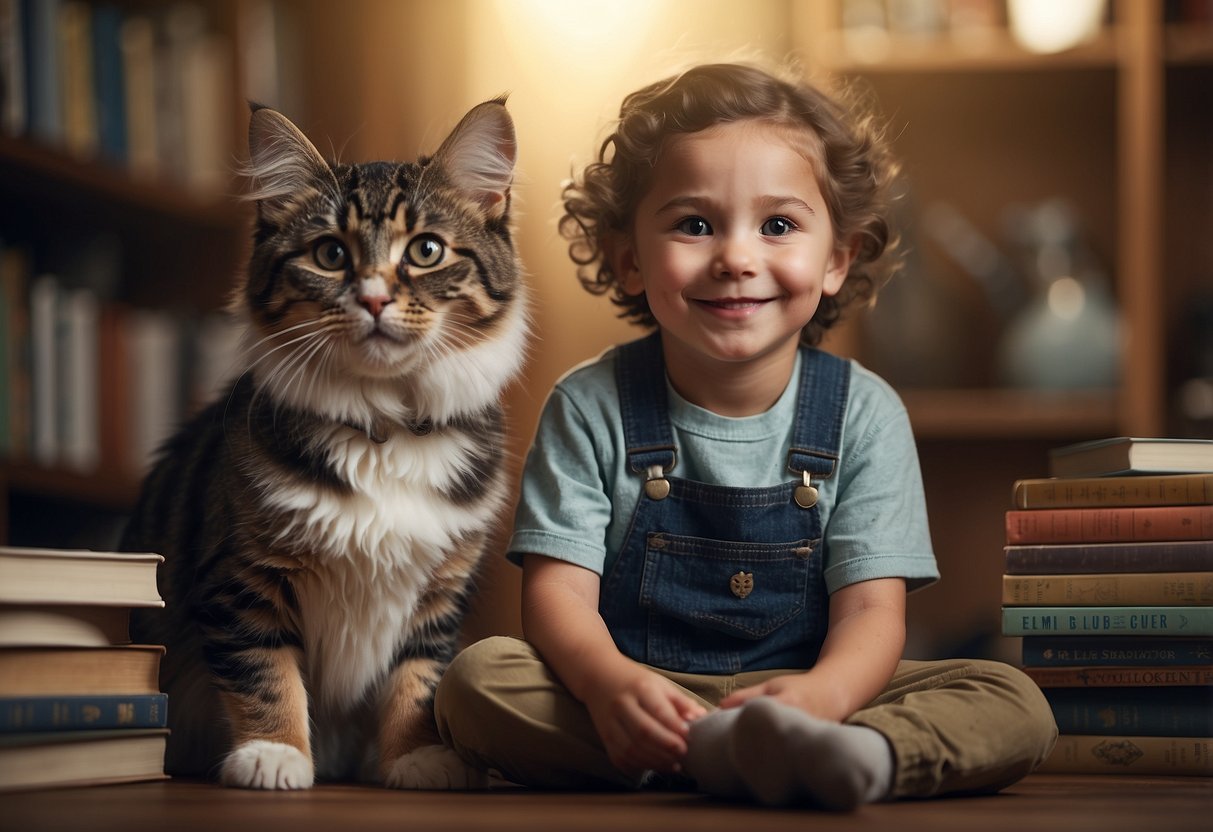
[599,332,851,674]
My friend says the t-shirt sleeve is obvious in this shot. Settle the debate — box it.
[507,385,614,574]
[823,376,940,595]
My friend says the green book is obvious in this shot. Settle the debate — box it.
[1002,606,1213,637]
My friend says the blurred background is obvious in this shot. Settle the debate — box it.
[1,0,1210,661]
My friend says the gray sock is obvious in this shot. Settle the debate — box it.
[729,697,894,810]
[681,709,749,799]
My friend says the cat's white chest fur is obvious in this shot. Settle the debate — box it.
[264,428,501,709]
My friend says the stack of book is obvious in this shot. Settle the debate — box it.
[1000,437,1213,776]
[0,546,169,791]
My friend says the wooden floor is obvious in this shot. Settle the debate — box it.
[4,774,1211,832]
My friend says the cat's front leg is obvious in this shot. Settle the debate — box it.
[215,646,314,789]
[379,657,488,790]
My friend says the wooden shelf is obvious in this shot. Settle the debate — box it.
[1165,23,1213,65]
[0,460,142,512]
[901,389,1120,440]
[810,28,1120,74]
[0,134,243,231]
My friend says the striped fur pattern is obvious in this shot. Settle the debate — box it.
[121,100,527,790]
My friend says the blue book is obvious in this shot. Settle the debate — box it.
[1022,636,1213,668]
[90,3,125,161]
[1044,686,1213,737]
[0,693,167,732]
[1002,605,1213,637]
[20,0,60,143]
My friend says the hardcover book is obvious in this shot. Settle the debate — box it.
[1004,540,1213,575]
[0,693,167,732]
[0,728,167,791]
[1048,437,1213,478]
[1004,505,1213,545]
[1012,473,1213,509]
[1023,665,1213,688]
[0,604,131,647]
[1021,636,1213,667]
[1042,685,1213,737]
[0,547,163,607]
[1001,572,1213,606]
[1037,734,1212,776]
[0,645,163,696]
[1002,606,1213,637]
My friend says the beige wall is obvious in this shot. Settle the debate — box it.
[308,0,796,639]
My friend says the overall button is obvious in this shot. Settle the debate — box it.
[794,470,818,508]
[730,571,754,599]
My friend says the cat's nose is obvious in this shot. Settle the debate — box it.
[358,276,392,319]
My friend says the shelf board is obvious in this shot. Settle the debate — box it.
[810,28,1120,74]
[0,134,244,231]
[1,460,142,512]
[901,388,1120,440]
[1166,23,1213,65]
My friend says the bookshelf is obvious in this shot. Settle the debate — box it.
[0,0,264,545]
[794,0,1213,656]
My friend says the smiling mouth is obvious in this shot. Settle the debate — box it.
[695,298,771,310]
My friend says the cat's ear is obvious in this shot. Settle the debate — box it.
[245,105,338,215]
[433,98,516,220]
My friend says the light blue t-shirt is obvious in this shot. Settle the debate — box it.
[508,346,939,595]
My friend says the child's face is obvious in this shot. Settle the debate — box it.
[617,119,850,373]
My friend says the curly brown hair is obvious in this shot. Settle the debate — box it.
[559,62,901,346]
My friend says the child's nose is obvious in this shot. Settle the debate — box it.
[712,234,757,280]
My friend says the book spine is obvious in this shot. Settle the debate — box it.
[1043,687,1213,737]
[1021,636,1213,667]
[1005,506,1213,545]
[1004,540,1213,574]
[1002,606,1213,636]
[1024,666,1213,687]
[1037,735,1213,776]
[0,693,166,732]
[1002,572,1213,606]
[1013,474,1213,509]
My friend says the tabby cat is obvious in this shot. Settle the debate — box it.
[120,99,527,790]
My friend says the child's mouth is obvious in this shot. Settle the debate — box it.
[696,298,770,311]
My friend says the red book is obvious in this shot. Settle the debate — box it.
[1005,506,1213,545]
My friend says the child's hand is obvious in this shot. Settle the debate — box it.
[719,671,849,722]
[583,665,707,777]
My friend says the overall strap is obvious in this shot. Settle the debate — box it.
[786,347,851,481]
[615,332,677,475]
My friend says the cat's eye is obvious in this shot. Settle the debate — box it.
[313,238,349,271]
[406,234,445,268]
[761,216,796,236]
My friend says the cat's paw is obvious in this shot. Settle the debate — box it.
[383,744,488,790]
[221,740,314,790]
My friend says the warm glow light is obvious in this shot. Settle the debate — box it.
[1007,0,1107,54]
[496,0,655,56]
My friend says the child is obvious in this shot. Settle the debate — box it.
[434,62,1056,809]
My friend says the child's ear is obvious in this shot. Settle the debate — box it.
[604,232,644,296]
[822,237,856,297]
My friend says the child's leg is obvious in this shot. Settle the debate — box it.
[684,659,1055,807]
[434,636,716,789]
[434,636,627,787]
[849,658,1057,799]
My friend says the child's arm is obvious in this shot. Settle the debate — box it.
[521,553,708,776]
[719,577,906,722]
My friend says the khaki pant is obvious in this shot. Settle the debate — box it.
[434,636,1058,799]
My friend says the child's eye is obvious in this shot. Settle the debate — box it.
[676,216,712,236]
[761,217,796,236]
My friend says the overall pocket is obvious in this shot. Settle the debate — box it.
[638,532,818,640]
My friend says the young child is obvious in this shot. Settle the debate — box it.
[434,62,1057,809]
